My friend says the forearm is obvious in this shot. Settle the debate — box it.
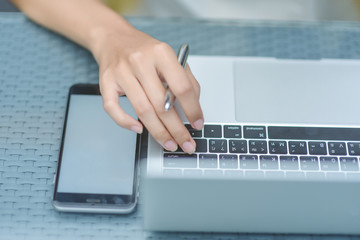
[11,0,134,58]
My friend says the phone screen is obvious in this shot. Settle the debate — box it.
[54,86,138,209]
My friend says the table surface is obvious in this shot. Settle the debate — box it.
[1,12,360,240]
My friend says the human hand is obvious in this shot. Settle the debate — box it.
[91,26,204,154]
[11,0,204,153]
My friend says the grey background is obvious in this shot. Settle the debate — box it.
[0,0,17,12]
[3,0,360,21]
[2,12,360,240]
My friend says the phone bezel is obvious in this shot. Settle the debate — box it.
[52,84,140,214]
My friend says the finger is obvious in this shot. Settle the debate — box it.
[155,46,204,130]
[119,72,180,152]
[133,64,196,153]
[162,106,196,153]
[100,79,143,134]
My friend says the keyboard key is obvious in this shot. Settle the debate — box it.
[229,140,247,153]
[163,169,182,176]
[194,139,207,153]
[306,172,325,180]
[243,126,266,139]
[172,139,206,153]
[260,155,279,170]
[320,157,339,171]
[219,154,238,169]
[209,139,227,153]
[340,157,359,171]
[163,153,197,168]
[265,171,285,178]
[268,141,287,154]
[288,141,307,155]
[249,140,267,154]
[224,125,241,138]
[328,142,347,155]
[173,147,184,153]
[280,156,299,170]
[199,154,218,168]
[326,172,346,180]
[268,126,360,141]
[204,170,223,177]
[239,155,258,169]
[225,170,244,177]
[300,156,319,171]
[204,125,222,138]
[244,171,264,178]
[286,171,305,179]
[184,169,202,176]
[185,124,202,137]
[346,173,360,180]
[308,141,327,155]
[348,142,360,156]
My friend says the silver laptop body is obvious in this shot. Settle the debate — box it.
[143,56,360,234]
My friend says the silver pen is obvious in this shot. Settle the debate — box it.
[164,44,189,112]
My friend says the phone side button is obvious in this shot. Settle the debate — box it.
[53,175,56,185]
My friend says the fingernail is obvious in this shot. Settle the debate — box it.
[164,140,178,152]
[182,141,195,154]
[193,119,204,130]
[131,125,143,134]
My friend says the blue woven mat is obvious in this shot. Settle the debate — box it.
[1,13,360,240]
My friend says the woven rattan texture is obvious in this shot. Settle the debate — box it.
[1,13,360,240]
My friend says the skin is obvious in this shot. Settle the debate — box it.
[11,0,204,154]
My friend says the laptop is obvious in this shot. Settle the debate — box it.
[142,56,360,234]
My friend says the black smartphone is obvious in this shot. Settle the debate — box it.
[52,84,140,213]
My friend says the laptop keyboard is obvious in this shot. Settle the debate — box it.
[162,124,360,179]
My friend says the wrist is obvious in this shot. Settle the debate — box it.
[88,17,136,63]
